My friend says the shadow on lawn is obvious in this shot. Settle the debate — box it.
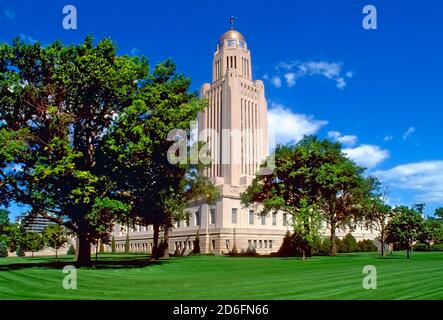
[0,255,169,271]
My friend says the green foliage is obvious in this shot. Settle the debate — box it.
[99,242,105,253]
[124,234,130,253]
[358,239,377,252]
[67,245,76,255]
[386,206,425,258]
[16,245,25,257]
[242,136,374,256]
[413,243,430,251]
[334,238,347,253]
[42,224,68,251]
[0,240,7,257]
[111,235,116,253]
[430,243,443,251]
[434,207,443,220]
[277,230,317,258]
[193,230,200,254]
[319,238,331,254]
[343,233,358,253]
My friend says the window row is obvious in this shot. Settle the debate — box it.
[248,239,273,249]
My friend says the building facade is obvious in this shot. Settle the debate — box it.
[112,23,378,255]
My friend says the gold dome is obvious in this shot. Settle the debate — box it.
[219,29,246,43]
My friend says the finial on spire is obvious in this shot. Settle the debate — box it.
[229,16,235,30]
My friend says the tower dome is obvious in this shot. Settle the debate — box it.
[219,29,245,43]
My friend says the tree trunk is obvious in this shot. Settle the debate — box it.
[330,222,337,256]
[302,249,305,261]
[407,247,410,259]
[162,227,170,259]
[95,243,98,262]
[380,229,385,257]
[152,223,160,260]
[76,234,92,267]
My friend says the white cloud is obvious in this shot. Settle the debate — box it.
[327,131,358,147]
[374,161,443,203]
[19,33,37,44]
[402,126,416,140]
[343,144,389,169]
[271,76,282,88]
[268,103,328,145]
[262,74,269,80]
[2,7,15,20]
[130,48,140,56]
[271,60,351,89]
[384,135,393,142]
[284,73,296,87]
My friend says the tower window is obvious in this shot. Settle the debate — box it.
[210,207,216,224]
[234,56,237,69]
[249,210,255,225]
[231,208,238,224]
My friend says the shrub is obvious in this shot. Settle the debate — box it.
[358,239,377,252]
[277,231,312,257]
[16,245,25,257]
[335,238,347,253]
[343,233,357,253]
[0,241,8,257]
[319,238,331,254]
[228,246,239,256]
[430,243,443,251]
[67,244,76,255]
[413,242,429,251]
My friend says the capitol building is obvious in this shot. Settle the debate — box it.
[112,22,378,255]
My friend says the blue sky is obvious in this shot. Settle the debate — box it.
[1,0,442,217]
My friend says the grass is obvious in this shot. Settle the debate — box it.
[0,251,442,300]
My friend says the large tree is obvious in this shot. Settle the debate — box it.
[386,206,424,259]
[434,207,443,220]
[101,60,218,259]
[363,181,393,256]
[0,36,148,266]
[242,136,371,256]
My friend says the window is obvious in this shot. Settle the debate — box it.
[269,240,272,249]
[264,240,268,248]
[195,211,200,226]
[248,240,252,248]
[249,210,255,225]
[186,216,190,227]
[212,240,216,250]
[259,240,263,249]
[227,39,236,48]
[272,213,277,226]
[253,240,257,248]
[261,214,266,225]
[210,208,216,224]
[239,41,246,49]
[231,208,238,224]
[226,240,230,250]
[283,213,288,226]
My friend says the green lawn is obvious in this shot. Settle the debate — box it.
[0,252,442,300]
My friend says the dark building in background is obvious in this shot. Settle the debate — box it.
[15,213,53,233]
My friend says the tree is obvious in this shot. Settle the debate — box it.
[386,206,425,258]
[0,209,10,246]
[193,229,200,254]
[364,182,393,256]
[242,136,371,256]
[24,232,45,257]
[434,207,443,220]
[0,240,7,257]
[111,235,116,253]
[0,36,148,266]
[420,219,443,244]
[101,60,217,259]
[343,233,357,253]
[42,224,68,260]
